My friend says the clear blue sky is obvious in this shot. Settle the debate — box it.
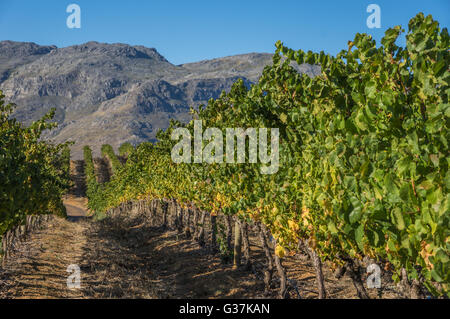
[0,0,448,65]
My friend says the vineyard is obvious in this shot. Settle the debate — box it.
[0,13,448,299]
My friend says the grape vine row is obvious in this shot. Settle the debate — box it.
[0,92,70,262]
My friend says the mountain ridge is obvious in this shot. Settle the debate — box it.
[0,40,320,159]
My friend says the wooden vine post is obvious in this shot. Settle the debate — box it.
[232,218,242,269]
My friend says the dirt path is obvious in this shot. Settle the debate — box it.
[63,195,89,221]
[0,217,87,298]
[68,160,86,197]
[65,203,86,217]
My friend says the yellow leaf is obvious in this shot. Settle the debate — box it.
[275,245,286,258]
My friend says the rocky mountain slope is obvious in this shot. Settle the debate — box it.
[0,40,320,159]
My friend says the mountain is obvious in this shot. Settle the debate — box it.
[0,41,320,159]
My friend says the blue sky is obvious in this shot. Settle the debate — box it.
[0,0,448,65]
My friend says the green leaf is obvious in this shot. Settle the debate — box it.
[328,221,338,234]
[384,173,398,194]
[399,183,411,201]
[367,229,382,247]
[433,59,446,77]
[397,157,412,175]
[387,239,397,252]
[407,131,419,154]
[431,270,443,282]
[291,112,299,123]
[355,224,365,250]
[435,249,449,263]
[355,109,369,131]
[392,208,405,230]
[364,81,377,99]
[349,208,363,224]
